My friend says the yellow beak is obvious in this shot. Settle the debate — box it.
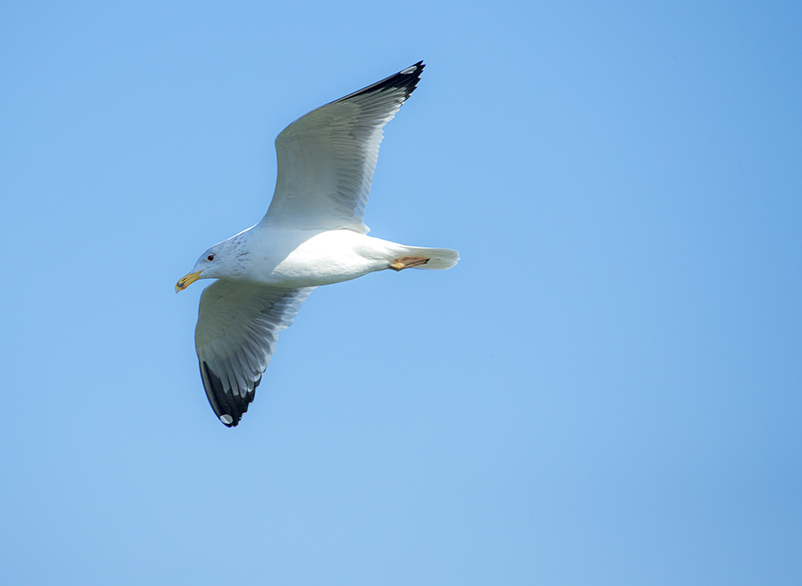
[175,270,203,293]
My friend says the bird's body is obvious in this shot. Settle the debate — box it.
[248,228,383,287]
[204,227,458,288]
[177,62,458,427]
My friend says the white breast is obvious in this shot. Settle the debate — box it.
[244,228,397,287]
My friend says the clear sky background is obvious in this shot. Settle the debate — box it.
[2,1,801,584]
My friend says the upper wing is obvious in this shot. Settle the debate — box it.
[194,280,315,427]
[261,61,425,233]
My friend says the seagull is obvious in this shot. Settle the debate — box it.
[176,62,459,427]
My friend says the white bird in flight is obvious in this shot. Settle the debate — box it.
[176,62,459,427]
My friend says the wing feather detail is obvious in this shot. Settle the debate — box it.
[194,280,315,427]
[261,61,424,232]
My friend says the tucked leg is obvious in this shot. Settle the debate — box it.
[389,256,430,271]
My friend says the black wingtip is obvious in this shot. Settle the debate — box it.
[335,61,426,104]
[200,361,256,428]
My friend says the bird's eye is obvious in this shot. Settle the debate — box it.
[207,254,215,261]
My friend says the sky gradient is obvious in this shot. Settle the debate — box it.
[2,1,801,584]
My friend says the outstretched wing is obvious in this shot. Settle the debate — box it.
[261,61,424,233]
[194,280,315,427]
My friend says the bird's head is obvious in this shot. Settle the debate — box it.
[176,235,248,292]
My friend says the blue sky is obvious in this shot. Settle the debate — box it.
[2,1,801,584]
